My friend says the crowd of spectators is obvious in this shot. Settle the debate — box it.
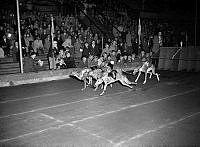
[0,1,192,73]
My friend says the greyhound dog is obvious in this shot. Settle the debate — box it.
[94,69,136,95]
[70,68,92,90]
[133,61,160,84]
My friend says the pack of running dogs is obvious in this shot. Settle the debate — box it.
[70,60,160,96]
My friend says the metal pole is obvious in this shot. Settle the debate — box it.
[16,0,23,73]
[194,0,197,49]
[51,14,55,70]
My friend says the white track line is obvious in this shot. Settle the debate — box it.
[114,111,200,147]
[40,113,64,123]
[0,89,132,119]
[0,123,74,143]
[0,89,80,104]
[69,124,115,145]
[0,88,199,143]
[69,88,200,124]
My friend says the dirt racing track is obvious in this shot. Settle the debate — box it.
[0,71,200,147]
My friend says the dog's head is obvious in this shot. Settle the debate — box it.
[94,78,104,87]
[70,71,81,79]
[71,70,78,75]
[144,61,150,67]
[132,69,138,75]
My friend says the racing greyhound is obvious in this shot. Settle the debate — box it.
[134,61,160,84]
[94,69,136,95]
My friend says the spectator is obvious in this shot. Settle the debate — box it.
[33,35,44,55]
[0,26,5,39]
[88,54,94,68]
[109,40,117,52]
[41,29,48,45]
[97,56,104,67]
[126,31,132,55]
[118,42,125,55]
[89,40,99,57]
[61,29,68,42]
[12,41,19,62]
[0,34,10,57]
[82,42,90,59]
[110,50,117,64]
[74,38,82,61]
[94,33,98,42]
[116,49,121,62]
[62,35,74,56]
[0,46,4,58]
[138,50,147,63]
[56,49,66,69]
[131,53,136,62]
[44,34,51,53]
[24,52,44,73]
[123,53,128,65]
[65,52,75,68]
[77,56,88,68]
[101,43,110,56]
[54,34,63,50]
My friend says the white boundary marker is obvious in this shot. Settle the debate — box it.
[0,89,80,104]
[114,111,200,147]
[0,87,199,143]
[68,88,200,124]
[69,123,115,145]
[1,79,164,104]
[40,113,64,123]
[0,89,132,119]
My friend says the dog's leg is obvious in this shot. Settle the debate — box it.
[135,71,141,83]
[154,72,160,82]
[143,72,147,84]
[100,84,104,89]
[156,73,160,81]
[120,80,133,89]
[149,71,153,79]
[94,83,99,91]
[100,83,108,96]
[81,78,87,91]
[152,68,160,82]
[94,78,103,91]
[88,77,90,85]
[89,77,92,85]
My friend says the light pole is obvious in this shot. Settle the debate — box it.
[194,0,197,49]
[16,0,23,73]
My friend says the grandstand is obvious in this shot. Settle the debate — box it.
[0,0,199,75]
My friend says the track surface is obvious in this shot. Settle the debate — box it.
[0,71,200,147]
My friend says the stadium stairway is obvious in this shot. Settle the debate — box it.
[0,60,20,75]
[0,49,49,75]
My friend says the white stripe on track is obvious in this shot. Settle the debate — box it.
[0,88,199,143]
[0,89,132,119]
[0,89,80,104]
[69,88,200,124]
[114,111,200,147]
[40,113,64,123]
[70,124,115,145]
